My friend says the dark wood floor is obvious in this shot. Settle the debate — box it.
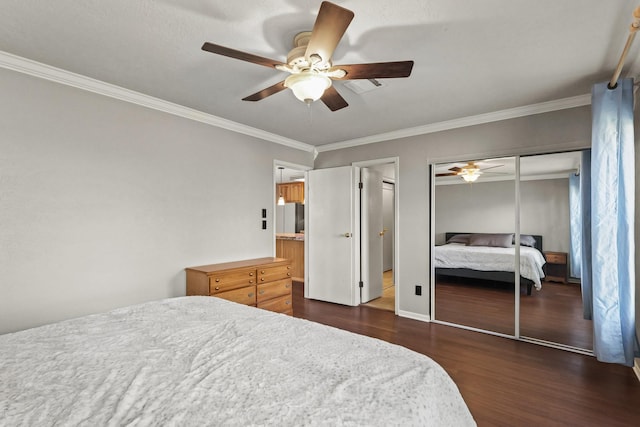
[436,277,594,349]
[292,282,640,426]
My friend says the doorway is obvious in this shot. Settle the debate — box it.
[303,158,399,312]
[362,168,396,312]
[305,157,399,313]
[274,161,311,283]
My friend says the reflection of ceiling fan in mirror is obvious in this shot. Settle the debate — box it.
[436,161,505,183]
[201,1,414,111]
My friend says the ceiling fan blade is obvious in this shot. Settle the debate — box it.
[242,81,287,101]
[331,61,414,80]
[436,173,458,177]
[320,86,349,111]
[448,167,462,172]
[479,164,504,172]
[202,42,283,69]
[305,2,354,66]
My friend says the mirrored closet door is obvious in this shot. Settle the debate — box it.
[432,150,594,353]
[433,157,516,336]
[518,151,593,352]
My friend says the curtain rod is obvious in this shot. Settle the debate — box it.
[609,6,640,89]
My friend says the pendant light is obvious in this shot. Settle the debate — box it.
[277,167,285,206]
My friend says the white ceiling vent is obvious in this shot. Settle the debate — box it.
[344,79,384,94]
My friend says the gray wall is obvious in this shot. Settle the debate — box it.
[2,64,637,360]
[315,106,591,317]
[435,178,570,252]
[435,180,516,244]
[0,68,313,334]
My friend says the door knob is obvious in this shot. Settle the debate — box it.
[344,232,352,238]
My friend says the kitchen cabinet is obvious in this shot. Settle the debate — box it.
[276,237,304,281]
[277,182,304,204]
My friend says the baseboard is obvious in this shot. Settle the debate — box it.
[634,358,640,383]
[398,310,431,323]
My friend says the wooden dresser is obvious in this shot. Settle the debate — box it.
[186,257,293,315]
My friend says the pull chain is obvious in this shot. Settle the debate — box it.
[307,101,313,127]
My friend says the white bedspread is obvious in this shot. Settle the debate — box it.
[0,297,475,426]
[434,243,546,289]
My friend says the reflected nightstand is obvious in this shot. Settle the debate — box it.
[543,251,568,284]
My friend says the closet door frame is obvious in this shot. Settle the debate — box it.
[430,151,594,356]
[429,156,520,339]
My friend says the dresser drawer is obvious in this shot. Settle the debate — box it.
[257,279,292,304]
[213,286,256,306]
[209,267,257,294]
[545,252,567,264]
[258,293,292,314]
[257,264,292,283]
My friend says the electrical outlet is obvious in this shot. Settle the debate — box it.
[415,285,422,296]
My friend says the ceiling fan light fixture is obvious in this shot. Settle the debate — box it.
[461,170,481,182]
[284,72,332,104]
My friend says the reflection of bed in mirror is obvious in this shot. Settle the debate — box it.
[434,233,545,296]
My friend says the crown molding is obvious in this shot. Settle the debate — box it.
[0,51,314,153]
[316,94,592,153]
[1,50,593,155]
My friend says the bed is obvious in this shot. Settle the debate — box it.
[0,296,475,426]
[434,232,546,295]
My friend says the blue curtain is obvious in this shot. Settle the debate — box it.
[568,173,582,278]
[587,78,638,366]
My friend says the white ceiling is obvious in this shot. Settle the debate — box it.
[2,1,639,147]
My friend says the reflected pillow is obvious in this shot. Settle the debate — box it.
[513,234,537,248]
[447,234,470,244]
[468,233,513,248]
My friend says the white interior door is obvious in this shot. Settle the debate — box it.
[361,168,384,303]
[305,166,360,306]
[382,181,395,272]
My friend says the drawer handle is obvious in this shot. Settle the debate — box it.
[248,292,254,298]
[214,286,220,291]
[261,278,265,281]
[285,300,291,305]
[287,266,291,269]
[249,280,254,284]
[249,272,254,276]
[215,278,220,283]
[287,273,291,276]
[286,284,291,289]
[259,290,265,295]
[261,270,265,274]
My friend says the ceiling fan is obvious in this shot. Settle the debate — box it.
[436,161,505,183]
[201,1,414,111]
